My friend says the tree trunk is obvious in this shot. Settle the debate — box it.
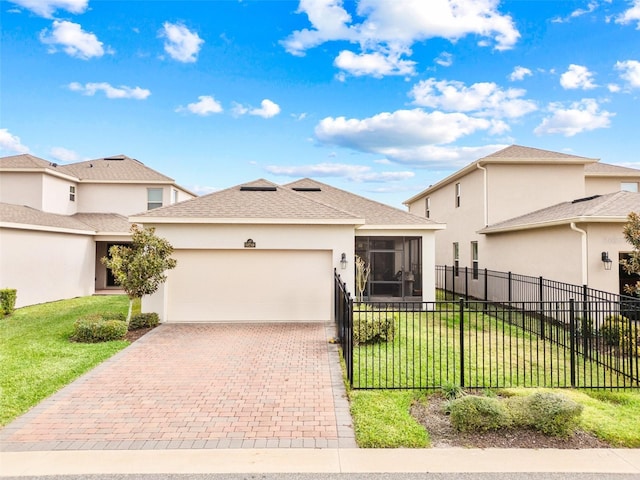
[126,297,134,326]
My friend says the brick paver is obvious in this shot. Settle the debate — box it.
[0,323,356,451]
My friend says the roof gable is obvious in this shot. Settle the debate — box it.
[482,145,594,161]
[0,154,59,169]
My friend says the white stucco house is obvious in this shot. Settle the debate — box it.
[0,153,195,307]
[132,178,444,323]
[404,145,640,296]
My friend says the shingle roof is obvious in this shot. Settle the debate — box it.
[0,203,94,232]
[585,162,640,176]
[480,191,640,233]
[481,145,594,161]
[72,213,131,233]
[0,154,57,169]
[0,203,131,234]
[58,155,174,182]
[133,179,362,222]
[286,178,441,226]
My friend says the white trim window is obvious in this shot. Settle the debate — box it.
[147,188,163,210]
[471,241,479,280]
[69,185,76,202]
[425,197,431,219]
[621,182,638,192]
[172,189,179,204]
[455,183,461,208]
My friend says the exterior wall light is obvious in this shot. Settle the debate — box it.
[340,252,348,270]
[601,251,613,270]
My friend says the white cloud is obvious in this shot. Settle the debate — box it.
[233,99,281,118]
[608,83,621,92]
[291,112,308,121]
[160,22,204,63]
[68,82,151,99]
[176,95,223,116]
[615,60,640,89]
[0,128,30,153]
[409,78,537,119]
[434,52,453,67]
[282,0,519,78]
[534,98,614,137]
[375,143,509,168]
[616,0,640,28]
[265,162,414,182]
[509,66,532,81]
[49,146,78,163]
[40,20,108,60]
[560,64,597,90]
[334,48,416,77]
[9,0,87,18]
[552,1,599,23]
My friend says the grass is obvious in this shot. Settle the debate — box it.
[349,389,429,448]
[352,305,632,389]
[0,295,139,427]
[348,388,640,448]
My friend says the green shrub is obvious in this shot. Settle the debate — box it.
[599,315,640,356]
[505,392,583,437]
[0,289,17,316]
[353,308,395,345]
[441,382,466,400]
[71,314,127,343]
[448,395,511,432]
[129,312,159,330]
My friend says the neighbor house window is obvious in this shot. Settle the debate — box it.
[455,183,461,208]
[621,182,638,192]
[147,188,163,210]
[425,197,431,219]
[471,241,479,280]
[172,189,179,204]
[69,185,76,202]
[453,242,459,277]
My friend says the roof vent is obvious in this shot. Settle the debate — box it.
[240,186,277,192]
[292,187,321,192]
[571,195,601,204]
[104,155,125,161]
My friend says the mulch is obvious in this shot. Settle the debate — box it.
[410,394,610,449]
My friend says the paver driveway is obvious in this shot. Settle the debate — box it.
[0,323,355,451]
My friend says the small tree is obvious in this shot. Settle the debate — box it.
[621,212,640,296]
[355,255,370,302]
[101,225,177,324]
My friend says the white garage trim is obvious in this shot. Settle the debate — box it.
[166,249,333,322]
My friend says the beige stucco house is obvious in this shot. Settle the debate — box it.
[0,153,195,307]
[404,145,640,296]
[132,178,444,323]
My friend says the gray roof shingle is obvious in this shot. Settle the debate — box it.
[58,155,175,182]
[480,191,640,233]
[286,178,440,226]
[0,154,57,169]
[133,179,362,221]
[0,203,131,234]
[585,162,640,176]
[482,145,594,161]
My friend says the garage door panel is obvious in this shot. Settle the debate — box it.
[167,250,332,322]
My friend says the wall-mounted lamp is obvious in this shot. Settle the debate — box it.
[340,252,348,270]
[601,251,613,270]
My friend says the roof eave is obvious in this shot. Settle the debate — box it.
[480,215,628,234]
[356,223,446,231]
[129,216,365,225]
[0,221,95,235]
[0,167,79,182]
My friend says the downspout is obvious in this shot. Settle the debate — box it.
[570,222,588,286]
[477,163,488,227]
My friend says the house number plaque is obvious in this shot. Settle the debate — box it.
[244,239,256,248]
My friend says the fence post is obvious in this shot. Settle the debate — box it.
[459,297,465,388]
[464,267,469,300]
[569,298,576,388]
[508,271,512,302]
[539,276,545,339]
[347,294,354,388]
[484,268,488,302]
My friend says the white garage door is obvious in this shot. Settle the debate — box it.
[167,249,333,322]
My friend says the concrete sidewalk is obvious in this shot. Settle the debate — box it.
[1,448,640,476]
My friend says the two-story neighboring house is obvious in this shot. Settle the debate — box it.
[0,154,195,307]
[404,145,640,296]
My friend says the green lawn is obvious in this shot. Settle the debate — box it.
[352,306,633,389]
[0,295,137,426]
[348,388,640,448]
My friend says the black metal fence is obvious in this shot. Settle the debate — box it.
[437,265,640,320]
[335,271,640,390]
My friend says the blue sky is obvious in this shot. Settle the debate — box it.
[2,0,640,207]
